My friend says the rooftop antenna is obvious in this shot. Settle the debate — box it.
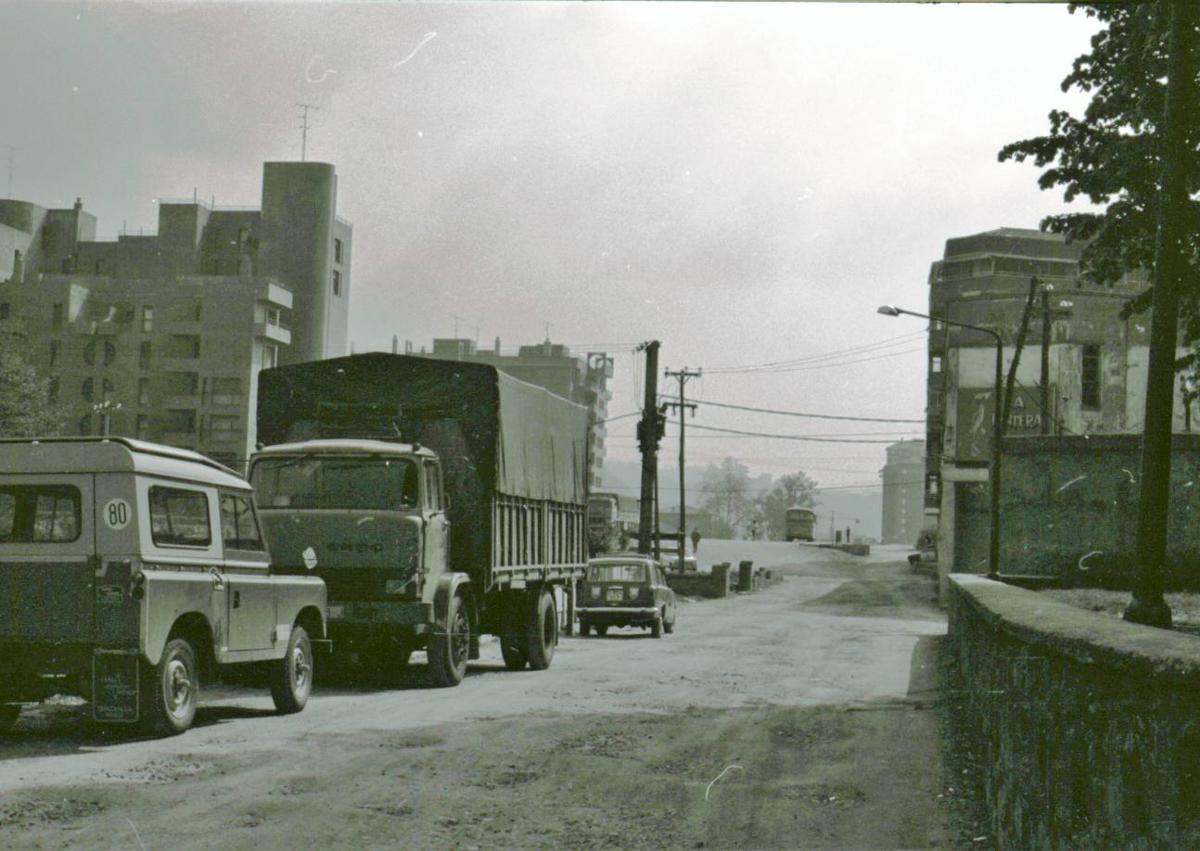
[5,145,16,199]
[298,103,319,162]
[452,314,460,338]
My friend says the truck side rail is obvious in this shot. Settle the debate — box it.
[492,495,586,573]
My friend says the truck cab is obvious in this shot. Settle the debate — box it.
[0,438,328,735]
[248,440,450,671]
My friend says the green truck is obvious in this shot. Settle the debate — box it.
[250,353,590,687]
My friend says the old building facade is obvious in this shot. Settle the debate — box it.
[880,439,925,545]
[0,161,351,468]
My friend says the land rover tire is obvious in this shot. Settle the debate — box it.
[0,704,19,733]
[526,588,558,671]
[651,614,663,639]
[664,611,675,634]
[428,592,469,687]
[144,638,198,735]
[270,626,314,714]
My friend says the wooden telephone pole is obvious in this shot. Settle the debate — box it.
[664,367,700,570]
[636,342,662,555]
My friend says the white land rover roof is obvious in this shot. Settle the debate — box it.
[253,439,438,460]
[0,437,250,491]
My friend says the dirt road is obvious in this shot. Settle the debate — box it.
[0,543,957,849]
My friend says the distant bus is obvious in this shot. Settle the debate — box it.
[784,506,816,542]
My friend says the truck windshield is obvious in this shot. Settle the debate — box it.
[251,456,419,511]
[589,563,646,583]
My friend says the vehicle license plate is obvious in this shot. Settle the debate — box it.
[606,587,624,602]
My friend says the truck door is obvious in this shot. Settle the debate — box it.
[220,493,276,651]
[422,460,448,576]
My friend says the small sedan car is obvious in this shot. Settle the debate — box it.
[578,555,676,638]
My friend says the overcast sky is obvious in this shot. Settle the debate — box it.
[0,0,1100,492]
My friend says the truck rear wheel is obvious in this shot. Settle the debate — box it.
[526,588,557,671]
[269,626,313,714]
[428,592,469,687]
[143,637,198,735]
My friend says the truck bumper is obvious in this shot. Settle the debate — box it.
[328,601,433,629]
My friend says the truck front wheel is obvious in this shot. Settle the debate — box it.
[143,638,198,735]
[269,626,313,714]
[429,593,469,687]
[526,588,557,671]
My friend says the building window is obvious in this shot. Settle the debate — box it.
[103,340,116,366]
[1081,344,1101,410]
[334,238,343,264]
[0,303,8,320]
[136,414,150,438]
[83,340,96,366]
[208,415,239,440]
[81,377,94,403]
[139,377,150,406]
[211,377,241,407]
[262,344,277,370]
[332,269,342,296]
[930,355,942,373]
[49,341,60,367]
[52,303,64,328]
[79,414,92,436]
[192,338,201,358]
[141,306,154,333]
[102,377,114,401]
[139,341,151,370]
[48,377,59,404]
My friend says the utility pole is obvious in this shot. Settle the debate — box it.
[635,341,662,555]
[1038,284,1073,435]
[1125,0,1195,628]
[664,366,700,570]
[297,103,319,162]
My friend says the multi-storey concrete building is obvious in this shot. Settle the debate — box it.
[880,439,925,545]
[0,162,351,468]
[415,337,613,487]
[921,227,1195,587]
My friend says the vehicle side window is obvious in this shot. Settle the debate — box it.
[149,486,211,547]
[0,486,81,543]
[424,462,442,511]
[220,494,265,551]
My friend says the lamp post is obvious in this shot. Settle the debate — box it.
[878,304,1004,580]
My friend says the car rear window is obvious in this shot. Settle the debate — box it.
[589,563,646,582]
[0,485,81,543]
[149,486,211,547]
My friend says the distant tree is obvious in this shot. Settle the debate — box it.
[997,3,1200,343]
[0,329,65,437]
[758,471,819,540]
[700,457,753,538]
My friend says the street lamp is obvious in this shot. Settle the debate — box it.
[878,304,1004,580]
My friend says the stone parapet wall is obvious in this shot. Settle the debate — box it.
[947,574,1200,849]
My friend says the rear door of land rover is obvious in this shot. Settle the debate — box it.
[0,475,96,645]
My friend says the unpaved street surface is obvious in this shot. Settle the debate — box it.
[0,543,955,849]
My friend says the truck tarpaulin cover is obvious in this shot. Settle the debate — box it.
[255,354,588,505]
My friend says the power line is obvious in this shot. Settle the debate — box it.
[685,422,916,444]
[665,398,924,424]
[704,331,926,374]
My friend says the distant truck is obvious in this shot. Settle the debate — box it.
[0,438,327,735]
[250,354,590,687]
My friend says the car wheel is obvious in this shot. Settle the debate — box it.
[595,625,608,637]
[651,615,663,639]
[664,612,675,634]
[143,637,198,735]
[428,592,469,687]
[526,588,558,671]
[269,625,313,714]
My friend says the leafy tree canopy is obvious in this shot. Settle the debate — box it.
[998,3,1200,337]
[0,329,65,437]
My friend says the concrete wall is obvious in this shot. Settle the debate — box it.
[955,434,1200,587]
[665,563,730,599]
[947,575,1200,849]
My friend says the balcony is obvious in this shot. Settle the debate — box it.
[254,320,291,345]
[257,282,292,309]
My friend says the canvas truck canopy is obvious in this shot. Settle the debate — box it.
[256,354,588,506]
